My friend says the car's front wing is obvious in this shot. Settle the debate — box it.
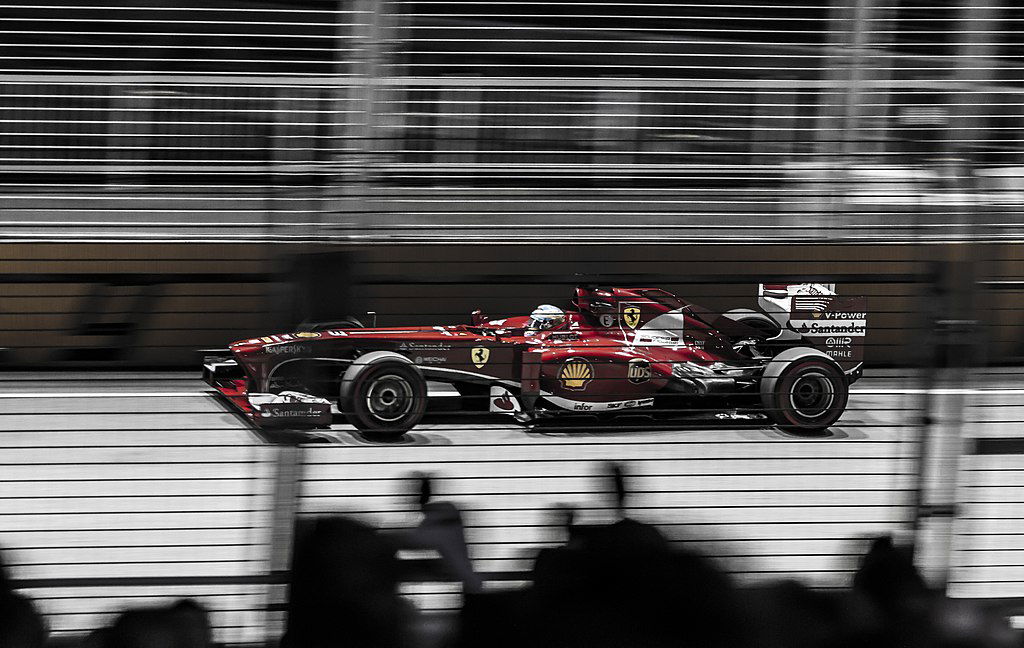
[203,357,332,428]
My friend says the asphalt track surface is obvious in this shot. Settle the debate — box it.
[1,369,1022,642]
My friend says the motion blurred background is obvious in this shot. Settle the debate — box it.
[1,0,1024,644]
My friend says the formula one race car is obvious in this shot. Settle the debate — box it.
[203,284,866,437]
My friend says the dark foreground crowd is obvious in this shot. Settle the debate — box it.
[1,467,1021,648]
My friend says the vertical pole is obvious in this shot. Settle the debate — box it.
[262,436,304,645]
[840,0,873,158]
[815,0,878,156]
[910,0,999,590]
[911,256,976,589]
[334,0,386,238]
[807,0,880,228]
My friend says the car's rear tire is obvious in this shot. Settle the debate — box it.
[760,350,848,434]
[340,358,426,437]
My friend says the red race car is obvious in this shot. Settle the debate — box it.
[204,284,866,437]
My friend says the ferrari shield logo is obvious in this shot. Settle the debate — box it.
[622,306,641,329]
[471,346,490,368]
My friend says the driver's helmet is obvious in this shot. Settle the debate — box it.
[528,304,566,330]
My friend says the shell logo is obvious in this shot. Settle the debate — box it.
[558,358,594,390]
[294,331,321,338]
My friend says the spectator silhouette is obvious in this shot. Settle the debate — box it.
[742,579,884,648]
[853,535,928,619]
[4,485,1023,648]
[459,463,747,648]
[394,473,483,594]
[282,516,413,648]
[0,547,47,648]
[88,599,211,648]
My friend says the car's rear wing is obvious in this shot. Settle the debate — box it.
[757,283,866,370]
[788,295,867,369]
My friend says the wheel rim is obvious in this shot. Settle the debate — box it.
[366,374,414,422]
[789,371,834,418]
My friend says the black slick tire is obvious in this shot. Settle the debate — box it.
[760,349,848,434]
[340,358,427,437]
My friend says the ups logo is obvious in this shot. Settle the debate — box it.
[627,358,651,384]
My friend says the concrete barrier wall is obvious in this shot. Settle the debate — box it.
[1,242,1020,368]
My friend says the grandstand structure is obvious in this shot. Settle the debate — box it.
[1,0,1022,241]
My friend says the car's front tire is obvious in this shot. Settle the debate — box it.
[760,349,848,434]
[340,357,427,437]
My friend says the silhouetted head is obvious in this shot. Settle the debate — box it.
[414,472,433,509]
[609,463,627,514]
[853,535,927,616]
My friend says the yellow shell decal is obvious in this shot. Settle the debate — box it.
[472,346,490,368]
[559,358,594,390]
[623,306,641,329]
[294,331,321,338]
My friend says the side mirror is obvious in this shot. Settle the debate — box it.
[763,290,789,299]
